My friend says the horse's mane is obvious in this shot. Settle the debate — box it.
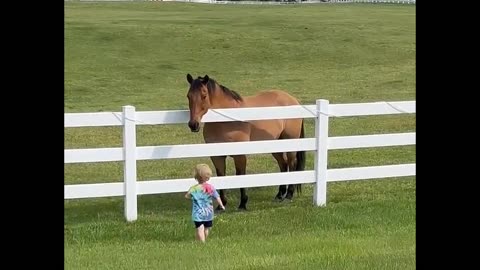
[197,76,243,102]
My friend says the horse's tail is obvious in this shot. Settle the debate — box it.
[296,120,306,195]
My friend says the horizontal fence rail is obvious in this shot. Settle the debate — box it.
[64,101,415,127]
[156,0,416,5]
[64,132,415,163]
[71,0,417,4]
[65,164,416,199]
[65,99,416,221]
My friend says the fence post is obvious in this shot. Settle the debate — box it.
[123,105,137,222]
[313,99,329,206]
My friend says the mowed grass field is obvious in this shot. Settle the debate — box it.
[64,2,416,269]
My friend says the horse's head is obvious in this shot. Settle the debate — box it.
[186,73,212,132]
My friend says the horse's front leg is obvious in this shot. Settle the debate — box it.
[211,156,227,210]
[233,155,248,210]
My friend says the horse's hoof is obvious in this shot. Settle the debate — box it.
[238,206,247,211]
[283,198,293,203]
[274,192,287,202]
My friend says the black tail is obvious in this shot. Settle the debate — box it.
[295,120,306,194]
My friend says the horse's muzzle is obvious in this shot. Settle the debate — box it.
[188,121,200,132]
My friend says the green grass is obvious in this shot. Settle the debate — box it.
[65,2,415,112]
[65,179,415,269]
[65,2,415,269]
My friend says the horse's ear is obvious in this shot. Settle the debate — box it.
[202,75,209,84]
[186,74,193,84]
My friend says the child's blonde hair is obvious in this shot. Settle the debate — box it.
[194,164,212,183]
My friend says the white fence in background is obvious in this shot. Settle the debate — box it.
[64,99,416,221]
[71,0,416,4]
[158,0,416,5]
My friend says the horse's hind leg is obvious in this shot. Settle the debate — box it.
[233,155,248,210]
[272,152,288,201]
[211,156,227,210]
[285,152,297,201]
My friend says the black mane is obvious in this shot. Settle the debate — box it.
[196,76,243,102]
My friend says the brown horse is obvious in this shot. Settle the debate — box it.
[185,74,305,210]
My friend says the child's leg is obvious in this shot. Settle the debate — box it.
[196,225,205,242]
[204,227,210,239]
[204,220,212,240]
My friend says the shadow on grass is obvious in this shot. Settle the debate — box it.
[64,186,304,225]
[64,193,191,225]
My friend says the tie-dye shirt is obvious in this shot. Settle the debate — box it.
[187,183,220,222]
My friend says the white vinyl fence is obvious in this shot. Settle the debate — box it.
[65,99,415,221]
[159,0,416,4]
[72,0,416,4]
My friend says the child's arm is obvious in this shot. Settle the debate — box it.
[216,197,225,210]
